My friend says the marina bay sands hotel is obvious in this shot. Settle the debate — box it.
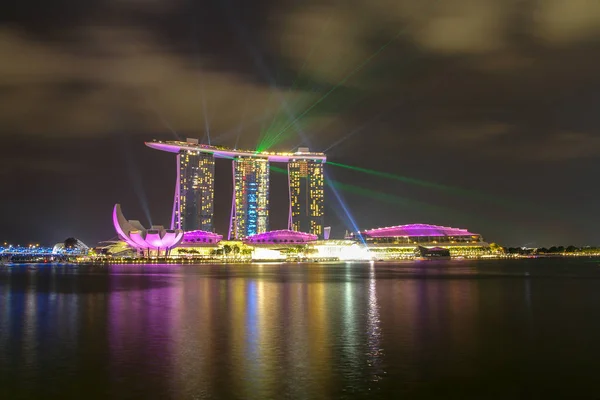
[146,139,326,240]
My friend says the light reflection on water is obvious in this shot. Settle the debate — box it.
[3,259,600,399]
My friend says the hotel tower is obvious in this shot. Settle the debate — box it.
[146,139,326,239]
[173,146,215,232]
[229,157,270,239]
[288,149,325,238]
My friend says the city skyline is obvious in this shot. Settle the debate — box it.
[1,0,600,247]
[4,2,600,399]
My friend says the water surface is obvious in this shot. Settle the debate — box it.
[2,259,600,399]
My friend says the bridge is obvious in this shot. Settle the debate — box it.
[1,245,55,256]
[0,245,86,263]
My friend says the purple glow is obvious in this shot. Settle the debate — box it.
[171,153,182,229]
[129,231,150,248]
[145,141,326,163]
[113,204,184,252]
[228,160,235,241]
[362,224,477,238]
[244,229,318,244]
[287,163,293,230]
[146,232,165,248]
[113,205,140,248]
[180,230,223,245]
[174,231,184,244]
[145,142,181,153]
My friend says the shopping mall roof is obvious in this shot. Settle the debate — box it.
[361,224,478,237]
[180,230,223,245]
[244,230,318,244]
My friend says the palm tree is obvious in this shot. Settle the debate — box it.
[241,248,252,257]
[223,245,232,258]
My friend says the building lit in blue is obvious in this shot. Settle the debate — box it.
[229,157,269,239]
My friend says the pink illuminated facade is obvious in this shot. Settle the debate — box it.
[179,230,223,246]
[243,230,318,245]
[113,204,184,256]
[351,224,484,245]
[363,224,476,237]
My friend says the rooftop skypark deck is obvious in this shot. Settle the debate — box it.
[145,140,327,163]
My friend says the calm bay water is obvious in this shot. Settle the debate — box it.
[2,259,600,399]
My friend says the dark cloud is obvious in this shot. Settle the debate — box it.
[1,0,599,146]
[1,0,600,246]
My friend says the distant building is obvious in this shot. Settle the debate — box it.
[348,223,491,260]
[288,148,325,238]
[174,149,215,232]
[229,157,270,239]
[52,238,89,255]
[146,140,327,238]
[353,224,485,245]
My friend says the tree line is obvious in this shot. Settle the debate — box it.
[504,246,600,255]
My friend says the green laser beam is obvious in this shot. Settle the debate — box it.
[330,180,459,216]
[272,165,524,232]
[258,27,410,152]
[334,180,535,233]
[328,161,466,192]
[256,67,289,146]
[257,1,446,151]
[273,166,463,218]
[326,161,554,214]
[330,181,528,234]
[257,84,282,145]
[272,165,449,211]
[259,92,310,151]
[259,18,333,149]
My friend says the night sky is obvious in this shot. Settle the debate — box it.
[1,0,600,247]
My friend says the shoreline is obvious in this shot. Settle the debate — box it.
[3,252,600,267]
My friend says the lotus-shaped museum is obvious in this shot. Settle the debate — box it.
[113,204,184,255]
